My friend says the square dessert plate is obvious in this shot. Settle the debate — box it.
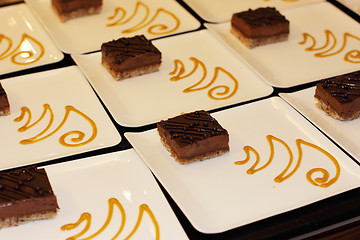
[0,149,188,240]
[280,87,360,163]
[125,97,360,233]
[0,66,121,171]
[0,3,63,75]
[182,0,324,23]
[205,2,360,88]
[24,0,201,54]
[338,0,360,15]
[72,29,273,127]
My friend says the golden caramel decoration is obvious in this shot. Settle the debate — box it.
[299,29,360,63]
[0,33,44,65]
[14,104,97,147]
[107,1,180,35]
[61,198,159,240]
[169,57,239,100]
[235,135,340,188]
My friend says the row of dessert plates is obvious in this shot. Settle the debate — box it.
[3,1,360,89]
[1,69,360,236]
[1,0,360,237]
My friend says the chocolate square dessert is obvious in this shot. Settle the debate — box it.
[231,7,289,49]
[52,0,102,22]
[101,35,162,81]
[0,83,10,116]
[157,110,230,164]
[0,166,59,228]
[314,70,360,121]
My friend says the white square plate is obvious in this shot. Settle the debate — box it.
[183,0,324,23]
[338,0,360,14]
[280,87,360,163]
[72,29,273,127]
[0,149,188,240]
[206,2,360,87]
[0,3,63,75]
[0,66,121,170]
[125,97,360,233]
[24,0,201,53]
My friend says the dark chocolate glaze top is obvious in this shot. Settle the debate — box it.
[234,7,289,26]
[101,35,161,64]
[158,110,228,145]
[0,167,55,204]
[319,71,360,103]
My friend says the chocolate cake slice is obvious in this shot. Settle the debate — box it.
[314,70,360,121]
[231,7,289,48]
[0,83,10,116]
[101,35,162,81]
[52,0,102,22]
[157,110,229,164]
[0,166,59,228]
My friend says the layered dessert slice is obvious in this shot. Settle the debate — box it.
[0,166,59,228]
[0,83,10,116]
[314,70,360,121]
[230,7,289,48]
[101,35,162,81]
[157,110,230,164]
[52,0,102,22]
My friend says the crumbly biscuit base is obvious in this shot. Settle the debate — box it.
[102,59,160,81]
[230,27,289,49]
[0,211,57,229]
[52,5,102,22]
[315,98,360,121]
[158,133,229,164]
[0,108,10,116]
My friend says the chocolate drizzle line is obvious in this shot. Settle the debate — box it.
[162,111,227,144]
[0,167,53,201]
[102,35,160,62]
[234,7,289,26]
[321,72,360,102]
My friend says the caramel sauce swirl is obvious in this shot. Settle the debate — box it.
[107,1,180,36]
[169,57,239,100]
[61,198,159,240]
[0,33,44,65]
[299,30,360,63]
[235,135,340,188]
[14,104,97,147]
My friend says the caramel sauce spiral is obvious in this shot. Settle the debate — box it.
[235,135,340,188]
[169,57,239,100]
[0,33,44,65]
[107,1,180,35]
[61,198,160,240]
[14,104,97,147]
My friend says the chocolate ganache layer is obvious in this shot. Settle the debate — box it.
[0,166,59,227]
[231,7,289,38]
[157,110,229,164]
[315,70,360,121]
[52,0,102,15]
[101,35,162,72]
